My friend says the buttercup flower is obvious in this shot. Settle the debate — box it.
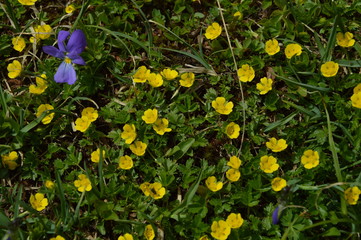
[205,22,222,40]
[142,109,158,124]
[301,150,319,169]
[227,156,242,169]
[121,124,137,144]
[30,193,48,211]
[65,4,76,14]
[34,24,52,40]
[225,122,240,139]
[133,66,150,83]
[12,37,26,52]
[226,213,244,228]
[205,176,223,192]
[199,235,209,240]
[226,169,240,182]
[179,72,195,87]
[118,155,133,170]
[144,224,155,240]
[148,182,166,199]
[260,155,279,173]
[271,177,287,191]
[140,182,151,196]
[81,107,98,122]
[91,148,106,163]
[336,32,355,47]
[211,220,231,240]
[161,68,178,80]
[152,118,172,135]
[233,11,242,18]
[75,116,91,132]
[74,174,92,192]
[212,97,233,115]
[130,141,147,156]
[266,138,288,152]
[285,43,302,59]
[43,29,87,84]
[1,151,19,170]
[36,104,55,125]
[7,60,22,79]
[147,73,163,87]
[50,236,65,240]
[29,74,48,94]
[351,92,361,109]
[118,233,133,240]
[344,186,361,205]
[353,83,361,94]
[320,61,339,77]
[265,39,280,56]
[237,64,255,82]
[45,180,55,189]
[18,0,37,5]
[256,77,273,95]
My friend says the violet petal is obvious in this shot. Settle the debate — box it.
[57,31,70,52]
[68,53,86,65]
[67,29,87,55]
[54,61,77,85]
[272,206,280,225]
[42,46,65,59]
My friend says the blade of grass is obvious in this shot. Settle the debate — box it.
[322,15,338,62]
[13,184,22,219]
[337,59,361,68]
[276,74,330,92]
[264,112,299,132]
[282,100,317,117]
[1,0,20,31]
[314,32,325,59]
[71,0,90,31]
[0,84,8,117]
[55,169,69,225]
[98,146,105,198]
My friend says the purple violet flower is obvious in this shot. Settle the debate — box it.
[43,29,87,85]
[272,206,280,225]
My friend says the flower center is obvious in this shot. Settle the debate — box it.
[64,57,72,64]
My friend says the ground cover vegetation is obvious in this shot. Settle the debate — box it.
[1,0,361,239]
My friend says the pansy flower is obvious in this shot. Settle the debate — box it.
[43,30,87,84]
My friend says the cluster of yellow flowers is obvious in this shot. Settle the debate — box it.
[237,64,273,95]
[226,156,242,182]
[133,66,195,88]
[210,213,244,240]
[140,182,166,199]
[142,108,172,135]
[74,107,98,132]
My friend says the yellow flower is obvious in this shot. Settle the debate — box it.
[301,150,319,169]
[1,151,19,170]
[7,60,22,79]
[121,124,137,144]
[65,4,75,14]
[336,32,355,47]
[179,72,195,87]
[161,68,178,80]
[148,182,166,199]
[285,43,302,59]
[74,174,92,192]
[118,155,133,170]
[205,176,223,192]
[50,236,65,240]
[353,83,361,94]
[36,104,55,125]
[33,24,52,40]
[351,92,361,109]
[147,73,163,87]
[266,138,288,152]
[256,77,273,95]
[199,235,209,240]
[45,180,55,189]
[91,148,106,163]
[226,213,244,228]
[237,64,255,82]
[12,37,26,52]
[29,74,48,94]
[211,220,231,240]
[233,11,242,18]
[260,155,279,173]
[81,107,98,122]
[265,39,280,56]
[29,193,48,211]
[118,233,133,240]
[18,0,37,5]
[75,116,91,132]
[130,141,147,156]
[227,156,242,169]
[344,186,361,205]
[225,122,240,139]
[133,66,150,83]
[226,169,240,182]
[142,109,158,124]
[212,97,233,115]
[320,61,339,77]
[144,224,155,240]
[271,177,287,191]
[205,22,222,40]
[152,118,172,135]
[140,182,151,197]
